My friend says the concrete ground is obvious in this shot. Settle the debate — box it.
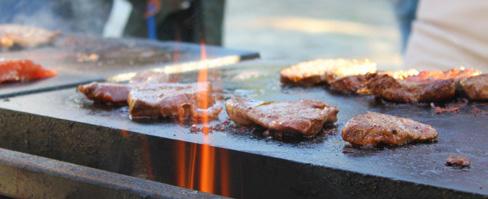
[224,0,402,65]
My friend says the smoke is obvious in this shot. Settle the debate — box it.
[0,0,113,35]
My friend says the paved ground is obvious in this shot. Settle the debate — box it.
[224,0,402,65]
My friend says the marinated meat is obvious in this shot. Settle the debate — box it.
[78,71,178,105]
[77,82,131,105]
[280,59,376,86]
[446,154,471,168]
[460,74,488,101]
[342,112,438,147]
[0,60,56,83]
[367,73,456,103]
[329,74,373,94]
[128,82,222,122]
[225,97,339,137]
[0,24,59,49]
[367,68,479,103]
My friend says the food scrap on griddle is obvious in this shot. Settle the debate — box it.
[446,154,471,168]
[430,99,468,114]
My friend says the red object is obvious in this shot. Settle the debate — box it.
[0,60,56,83]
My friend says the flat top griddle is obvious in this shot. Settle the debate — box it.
[0,34,259,98]
[0,60,486,198]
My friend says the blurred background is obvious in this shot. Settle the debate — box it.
[225,0,401,65]
[0,0,402,65]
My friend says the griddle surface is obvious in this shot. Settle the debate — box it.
[0,61,486,197]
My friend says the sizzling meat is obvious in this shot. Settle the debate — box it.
[367,74,456,103]
[77,83,131,105]
[367,68,479,103]
[280,59,376,87]
[225,97,339,137]
[128,82,222,122]
[446,154,471,168]
[460,74,488,101]
[0,60,56,83]
[78,71,178,105]
[329,74,373,94]
[0,24,59,49]
[342,112,438,147]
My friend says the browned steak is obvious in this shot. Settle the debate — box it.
[342,112,438,147]
[225,97,339,137]
[77,82,131,105]
[128,82,222,122]
[367,74,456,103]
[280,59,376,87]
[78,71,179,105]
[329,74,372,94]
[0,24,59,49]
[366,68,480,103]
[460,74,488,101]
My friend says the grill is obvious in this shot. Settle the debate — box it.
[0,52,487,198]
[0,34,258,98]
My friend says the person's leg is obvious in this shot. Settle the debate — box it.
[124,0,225,45]
[393,0,419,52]
[193,0,225,45]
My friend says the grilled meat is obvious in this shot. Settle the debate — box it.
[329,74,373,94]
[280,59,376,87]
[128,82,222,122]
[0,60,56,83]
[367,74,456,103]
[0,24,59,49]
[460,74,488,101]
[342,112,438,147]
[78,71,178,105]
[77,83,131,105]
[225,97,339,137]
[367,68,479,103]
[446,154,471,168]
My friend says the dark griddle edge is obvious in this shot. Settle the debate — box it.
[0,108,483,199]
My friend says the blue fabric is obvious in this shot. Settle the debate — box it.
[146,3,158,40]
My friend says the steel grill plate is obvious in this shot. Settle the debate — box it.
[0,60,486,198]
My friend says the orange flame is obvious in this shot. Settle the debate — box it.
[197,40,215,193]
[175,40,231,196]
[176,142,198,189]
